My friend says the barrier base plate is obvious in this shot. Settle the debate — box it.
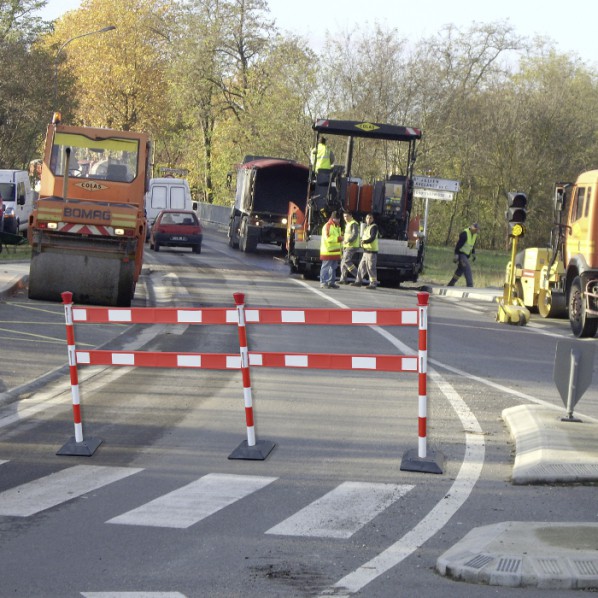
[56,436,103,457]
[400,448,444,474]
[228,439,276,461]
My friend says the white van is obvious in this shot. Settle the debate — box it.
[145,178,197,238]
[0,169,35,234]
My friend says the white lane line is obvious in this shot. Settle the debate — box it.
[290,279,486,596]
[0,460,7,467]
[327,371,485,596]
[0,465,143,517]
[266,482,414,539]
[107,473,277,529]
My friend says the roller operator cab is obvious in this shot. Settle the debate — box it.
[287,119,424,285]
[27,113,151,307]
[507,169,598,337]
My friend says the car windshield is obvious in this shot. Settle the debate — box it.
[160,212,197,225]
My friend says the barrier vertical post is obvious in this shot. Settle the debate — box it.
[400,292,444,474]
[228,292,276,460]
[56,291,102,456]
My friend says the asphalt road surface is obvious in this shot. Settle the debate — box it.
[0,229,597,597]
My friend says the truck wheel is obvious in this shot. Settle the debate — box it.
[192,243,202,254]
[153,241,160,252]
[569,276,598,338]
[239,218,258,253]
[228,219,239,249]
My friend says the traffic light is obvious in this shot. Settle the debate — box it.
[507,192,527,237]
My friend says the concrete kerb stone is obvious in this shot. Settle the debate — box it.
[436,521,598,590]
[502,404,598,485]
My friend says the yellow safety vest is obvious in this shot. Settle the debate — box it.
[361,224,379,252]
[343,220,359,248]
[461,228,478,256]
[313,143,333,171]
[320,221,342,258]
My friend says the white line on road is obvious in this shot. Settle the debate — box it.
[266,482,414,538]
[82,593,187,597]
[290,279,486,596]
[0,465,143,517]
[107,473,277,529]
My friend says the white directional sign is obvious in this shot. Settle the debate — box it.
[413,189,455,201]
[413,176,461,193]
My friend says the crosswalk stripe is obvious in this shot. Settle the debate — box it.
[266,481,414,538]
[107,473,278,529]
[0,465,143,517]
[82,593,187,597]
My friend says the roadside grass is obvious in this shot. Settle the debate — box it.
[0,243,30,261]
[420,245,508,288]
[0,241,510,288]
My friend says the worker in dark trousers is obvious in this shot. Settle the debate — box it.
[339,212,359,284]
[447,223,480,287]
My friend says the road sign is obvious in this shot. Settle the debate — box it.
[413,176,460,193]
[413,188,455,201]
[553,340,595,420]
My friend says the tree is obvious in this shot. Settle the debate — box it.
[0,0,55,168]
[47,0,173,132]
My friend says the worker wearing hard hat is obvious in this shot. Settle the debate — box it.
[310,137,335,172]
[447,223,480,287]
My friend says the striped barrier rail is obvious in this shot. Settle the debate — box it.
[60,291,441,472]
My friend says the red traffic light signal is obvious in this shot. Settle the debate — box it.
[507,192,527,236]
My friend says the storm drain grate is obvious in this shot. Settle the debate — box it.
[536,558,563,575]
[572,560,598,576]
[464,554,494,569]
[496,557,522,573]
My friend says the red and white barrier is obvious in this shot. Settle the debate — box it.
[57,292,102,456]
[60,291,441,471]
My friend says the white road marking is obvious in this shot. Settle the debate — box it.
[0,465,142,517]
[290,279,486,596]
[82,593,187,597]
[327,371,485,596]
[266,481,413,538]
[107,473,277,529]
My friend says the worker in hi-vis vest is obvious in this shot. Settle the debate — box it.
[339,212,360,284]
[319,211,343,288]
[447,223,480,287]
[351,213,380,289]
[310,137,335,172]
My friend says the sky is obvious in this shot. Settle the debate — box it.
[38,0,597,66]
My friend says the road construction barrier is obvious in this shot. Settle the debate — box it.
[60,291,441,472]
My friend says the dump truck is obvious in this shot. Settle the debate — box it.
[507,170,598,337]
[28,113,151,307]
[286,119,424,284]
[228,156,309,252]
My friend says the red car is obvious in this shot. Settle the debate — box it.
[149,209,203,254]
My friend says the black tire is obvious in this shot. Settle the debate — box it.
[4,218,18,235]
[192,243,202,254]
[239,217,257,253]
[228,218,240,249]
[153,241,160,252]
[569,276,598,338]
[538,288,567,318]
